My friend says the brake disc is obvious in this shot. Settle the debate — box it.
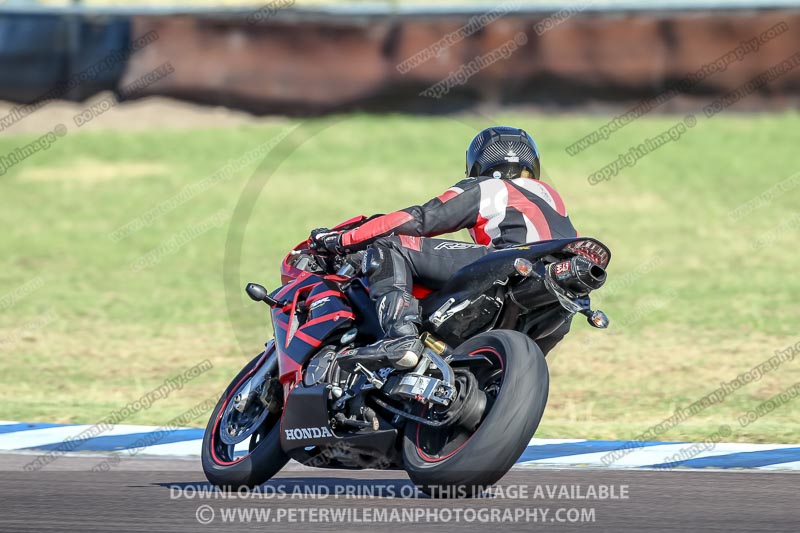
[219,377,272,446]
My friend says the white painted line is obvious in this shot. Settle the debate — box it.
[756,460,800,471]
[130,438,584,458]
[1,421,798,471]
[0,424,167,450]
[516,442,800,469]
[527,437,586,446]
[131,439,204,457]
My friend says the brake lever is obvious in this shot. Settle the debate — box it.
[290,248,314,256]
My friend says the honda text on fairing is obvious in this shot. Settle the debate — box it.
[201,216,610,496]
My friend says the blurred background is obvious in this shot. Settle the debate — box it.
[1,0,798,443]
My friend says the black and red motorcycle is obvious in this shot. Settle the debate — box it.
[202,216,611,496]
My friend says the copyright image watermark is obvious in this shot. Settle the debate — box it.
[0,124,67,176]
[0,276,45,311]
[22,359,213,472]
[419,32,528,99]
[601,339,797,465]
[180,483,619,525]
[751,212,800,250]
[247,0,296,25]
[614,289,678,329]
[656,425,732,469]
[0,31,159,133]
[728,170,800,222]
[739,382,800,427]
[109,125,295,243]
[301,440,391,470]
[587,115,696,185]
[578,288,676,352]
[534,0,597,36]
[565,20,789,156]
[703,51,800,118]
[129,210,231,272]
[172,482,629,501]
[72,62,176,128]
[0,309,58,349]
[193,505,597,525]
[91,396,216,472]
[124,397,215,456]
[600,256,662,297]
[397,1,520,74]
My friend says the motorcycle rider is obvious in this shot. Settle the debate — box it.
[309,126,578,371]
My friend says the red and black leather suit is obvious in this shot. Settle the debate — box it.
[338,174,578,355]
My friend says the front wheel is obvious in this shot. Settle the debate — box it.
[402,330,549,497]
[201,349,288,489]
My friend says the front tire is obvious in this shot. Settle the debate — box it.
[201,351,289,489]
[402,330,549,497]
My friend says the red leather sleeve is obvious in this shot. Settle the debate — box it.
[340,179,481,250]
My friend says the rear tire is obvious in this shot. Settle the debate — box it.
[201,351,289,489]
[402,330,549,497]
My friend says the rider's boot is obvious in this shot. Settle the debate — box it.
[336,291,423,372]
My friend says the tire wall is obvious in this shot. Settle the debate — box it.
[3,7,799,114]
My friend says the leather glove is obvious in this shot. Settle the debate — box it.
[309,228,343,254]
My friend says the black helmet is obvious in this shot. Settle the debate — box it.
[466,126,540,180]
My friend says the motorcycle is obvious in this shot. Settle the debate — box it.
[202,215,611,496]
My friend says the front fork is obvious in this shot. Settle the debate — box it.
[232,344,279,415]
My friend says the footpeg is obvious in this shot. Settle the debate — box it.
[334,412,380,430]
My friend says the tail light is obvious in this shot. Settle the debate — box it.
[562,239,610,268]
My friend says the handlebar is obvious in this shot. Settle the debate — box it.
[289,245,363,280]
[290,248,314,256]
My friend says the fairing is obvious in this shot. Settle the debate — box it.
[270,271,354,392]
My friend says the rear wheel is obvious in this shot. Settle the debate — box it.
[402,330,549,497]
[201,350,288,489]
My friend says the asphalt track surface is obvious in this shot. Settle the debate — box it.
[0,453,797,532]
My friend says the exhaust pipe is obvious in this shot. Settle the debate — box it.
[550,256,606,294]
[508,256,608,312]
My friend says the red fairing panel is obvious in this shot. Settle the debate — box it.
[270,273,354,393]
